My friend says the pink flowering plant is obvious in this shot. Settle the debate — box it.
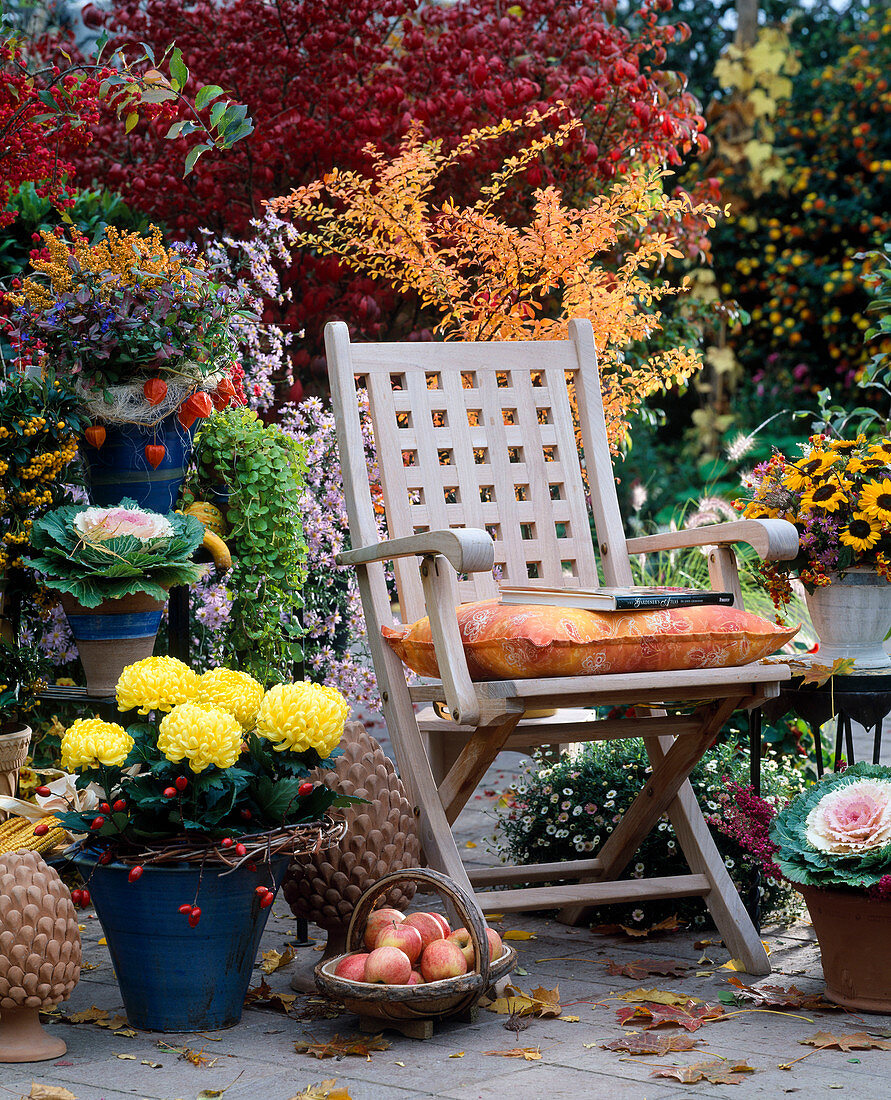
[770,763,891,894]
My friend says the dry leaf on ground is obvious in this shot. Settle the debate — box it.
[603,958,689,980]
[243,978,298,1015]
[650,1058,755,1084]
[614,988,701,1006]
[156,1041,217,1067]
[502,930,536,941]
[483,1047,542,1060]
[287,1081,353,1100]
[602,1033,700,1055]
[28,1086,78,1100]
[483,984,561,1018]
[800,1031,891,1053]
[618,915,682,939]
[616,1001,725,1032]
[260,945,296,974]
[725,977,831,1010]
[294,1034,391,1060]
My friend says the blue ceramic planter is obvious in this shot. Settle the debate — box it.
[81,413,196,513]
[73,853,289,1031]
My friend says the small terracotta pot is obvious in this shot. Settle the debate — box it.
[61,591,165,696]
[798,884,891,1013]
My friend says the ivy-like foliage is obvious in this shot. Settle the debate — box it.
[770,762,891,891]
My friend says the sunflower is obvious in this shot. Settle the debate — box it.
[800,481,849,513]
[858,479,891,523]
[866,442,891,464]
[783,451,839,490]
[839,514,883,553]
[829,436,866,452]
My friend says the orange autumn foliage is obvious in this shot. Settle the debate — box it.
[269,109,722,450]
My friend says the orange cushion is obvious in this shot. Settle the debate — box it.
[381,598,798,680]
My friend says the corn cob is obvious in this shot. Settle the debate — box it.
[0,815,67,855]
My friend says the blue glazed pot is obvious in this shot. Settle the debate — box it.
[81,413,197,513]
[73,852,289,1032]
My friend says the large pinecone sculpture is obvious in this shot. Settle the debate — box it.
[0,850,81,1061]
[283,721,420,953]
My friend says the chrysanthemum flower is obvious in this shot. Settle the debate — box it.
[256,682,349,758]
[158,702,243,773]
[196,668,265,731]
[116,656,200,714]
[840,514,883,553]
[858,478,891,523]
[61,718,134,769]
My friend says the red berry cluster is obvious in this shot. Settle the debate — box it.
[178,903,202,927]
[70,888,91,908]
[255,884,275,909]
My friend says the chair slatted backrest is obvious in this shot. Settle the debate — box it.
[332,321,632,626]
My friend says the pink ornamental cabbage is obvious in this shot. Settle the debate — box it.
[805,779,891,855]
[73,505,174,543]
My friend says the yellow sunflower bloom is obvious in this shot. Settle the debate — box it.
[858,479,891,523]
[839,514,883,553]
[116,656,200,714]
[866,442,891,463]
[829,436,866,452]
[799,482,849,513]
[256,682,350,758]
[157,702,243,773]
[61,718,134,770]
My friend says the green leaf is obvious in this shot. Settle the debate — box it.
[195,84,224,111]
[183,142,211,177]
[168,47,189,92]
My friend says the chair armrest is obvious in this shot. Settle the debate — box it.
[626,518,799,562]
[337,528,495,575]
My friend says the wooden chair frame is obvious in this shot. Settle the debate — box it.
[327,318,799,975]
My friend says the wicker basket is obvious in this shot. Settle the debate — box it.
[315,867,516,1035]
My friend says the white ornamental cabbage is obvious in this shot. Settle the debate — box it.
[804,779,891,855]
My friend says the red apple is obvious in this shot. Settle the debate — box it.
[364,945,412,985]
[403,912,446,952]
[363,907,405,950]
[485,926,503,962]
[420,938,468,982]
[406,970,424,986]
[374,921,424,964]
[428,912,451,937]
[446,927,475,968]
[333,953,369,981]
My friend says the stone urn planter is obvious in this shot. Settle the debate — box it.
[0,726,32,816]
[798,885,891,1013]
[805,568,891,671]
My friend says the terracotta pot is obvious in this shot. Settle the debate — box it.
[798,884,891,1013]
[804,568,891,671]
[61,591,165,696]
[0,726,31,816]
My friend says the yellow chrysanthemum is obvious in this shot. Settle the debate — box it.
[196,668,265,731]
[859,479,891,523]
[157,702,243,774]
[116,656,200,715]
[256,682,350,758]
[61,718,134,770]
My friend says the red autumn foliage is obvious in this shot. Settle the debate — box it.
[69,0,708,377]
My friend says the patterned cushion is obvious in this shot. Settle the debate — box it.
[381,598,798,680]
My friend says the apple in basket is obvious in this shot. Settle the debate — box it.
[374,921,424,964]
[364,945,413,985]
[447,925,504,964]
[333,953,370,982]
[429,912,451,936]
[402,912,445,953]
[363,907,405,949]
[420,938,468,982]
[407,970,424,986]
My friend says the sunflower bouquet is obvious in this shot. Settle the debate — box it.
[50,657,356,859]
[738,434,891,607]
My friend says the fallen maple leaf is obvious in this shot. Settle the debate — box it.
[28,1087,78,1100]
[650,1058,755,1084]
[603,1033,700,1055]
[800,1031,891,1053]
[614,988,701,1006]
[260,945,296,974]
[244,978,298,1015]
[156,1041,216,1067]
[483,984,561,1018]
[288,1081,354,1100]
[725,977,830,1011]
[615,1001,725,1032]
[799,657,856,686]
[603,958,689,980]
[294,1033,391,1060]
[483,1047,542,1060]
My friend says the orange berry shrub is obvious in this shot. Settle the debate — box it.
[268,111,721,451]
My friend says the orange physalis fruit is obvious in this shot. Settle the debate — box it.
[84,425,106,449]
[177,406,198,430]
[143,378,168,406]
[145,444,166,469]
[183,391,213,419]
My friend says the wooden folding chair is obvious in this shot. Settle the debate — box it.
[327,318,798,975]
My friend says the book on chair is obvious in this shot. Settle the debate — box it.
[498,584,735,611]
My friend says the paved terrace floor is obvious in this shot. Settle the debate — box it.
[3,735,889,1100]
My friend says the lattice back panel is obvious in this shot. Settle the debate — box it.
[351,341,603,624]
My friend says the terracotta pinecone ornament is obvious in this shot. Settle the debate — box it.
[0,850,81,1062]
[283,721,420,959]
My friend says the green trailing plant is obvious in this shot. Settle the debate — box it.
[186,407,308,683]
[771,762,891,892]
[23,501,205,606]
[495,738,803,931]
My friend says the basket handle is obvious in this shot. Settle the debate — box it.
[345,867,491,990]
